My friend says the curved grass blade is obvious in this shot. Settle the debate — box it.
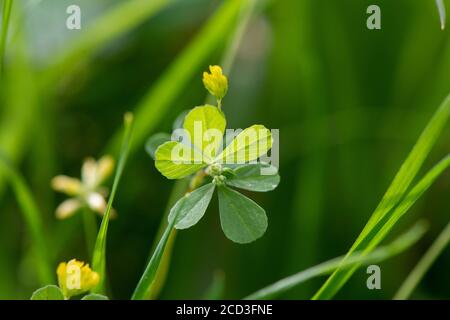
[0,0,12,74]
[314,94,450,299]
[0,155,53,285]
[44,0,173,84]
[394,219,450,299]
[106,0,242,157]
[436,0,446,30]
[92,113,134,294]
[244,221,427,300]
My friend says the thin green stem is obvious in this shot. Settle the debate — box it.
[0,0,13,74]
[394,220,450,299]
[92,113,134,294]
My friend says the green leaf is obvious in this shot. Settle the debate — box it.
[217,125,272,165]
[31,285,64,300]
[226,163,280,192]
[92,113,134,294]
[218,186,267,243]
[314,94,450,299]
[168,183,215,229]
[145,133,171,160]
[244,221,427,300]
[183,105,226,158]
[82,294,109,300]
[155,141,207,179]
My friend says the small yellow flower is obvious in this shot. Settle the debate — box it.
[202,65,228,104]
[57,259,99,299]
[52,155,115,219]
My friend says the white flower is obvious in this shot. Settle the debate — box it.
[52,155,115,219]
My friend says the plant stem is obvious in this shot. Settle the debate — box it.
[0,0,13,75]
[394,220,450,299]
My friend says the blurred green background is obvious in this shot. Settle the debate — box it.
[1,0,450,299]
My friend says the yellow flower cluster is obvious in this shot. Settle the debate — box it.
[57,259,99,298]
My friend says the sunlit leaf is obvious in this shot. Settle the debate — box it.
[217,125,272,165]
[145,133,171,160]
[218,185,267,243]
[168,183,215,229]
[155,141,207,179]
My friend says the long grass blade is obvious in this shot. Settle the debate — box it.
[0,155,53,285]
[92,113,134,294]
[314,94,450,299]
[107,0,242,156]
[244,222,427,300]
[394,220,450,299]
[436,0,446,30]
[0,0,13,74]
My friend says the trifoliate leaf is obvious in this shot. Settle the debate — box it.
[218,186,267,243]
[155,141,207,179]
[31,285,64,300]
[217,125,272,165]
[145,133,171,160]
[183,105,226,158]
[226,163,280,192]
[82,293,109,300]
[168,183,215,229]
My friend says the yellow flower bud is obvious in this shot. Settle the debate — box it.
[202,65,228,102]
[57,259,99,298]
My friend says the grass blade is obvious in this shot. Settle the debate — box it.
[244,222,427,300]
[436,0,446,30]
[0,0,13,74]
[92,113,134,294]
[107,0,242,156]
[0,156,53,285]
[394,220,450,299]
[314,94,450,299]
[44,0,173,84]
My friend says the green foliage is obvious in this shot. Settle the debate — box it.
[435,0,446,29]
[0,0,13,73]
[31,285,64,300]
[314,94,450,299]
[82,294,109,300]
[245,222,428,300]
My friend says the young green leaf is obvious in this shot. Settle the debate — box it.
[145,133,171,160]
[82,294,109,300]
[168,183,215,229]
[218,186,267,243]
[226,163,280,192]
[31,285,64,300]
[155,141,207,179]
[92,113,134,294]
[183,105,226,158]
[218,125,272,164]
